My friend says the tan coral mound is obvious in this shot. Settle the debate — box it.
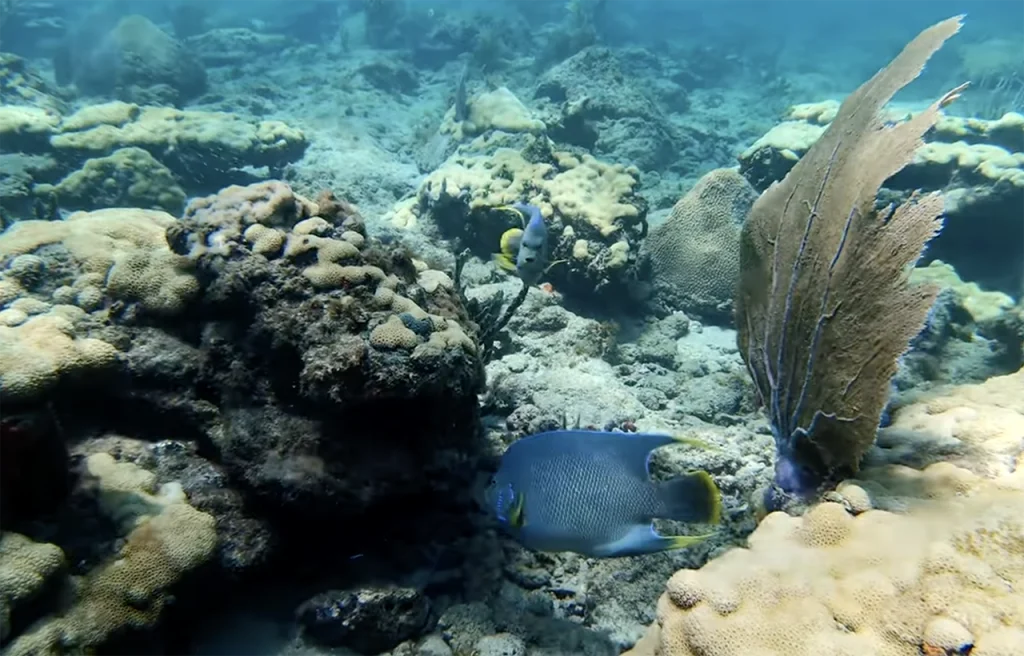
[0,208,198,315]
[885,366,1024,478]
[3,454,218,655]
[631,462,1024,656]
[391,147,641,239]
[644,168,758,315]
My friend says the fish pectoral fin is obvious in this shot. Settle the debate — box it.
[500,228,524,255]
[493,253,517,271]
[657,470,722,525]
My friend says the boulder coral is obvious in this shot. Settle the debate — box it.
[629,461,1024,656]
[0,208,198,403]
[2,454,218,655]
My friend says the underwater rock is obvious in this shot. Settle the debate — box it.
[0,53,69,116]
[895,262,1018,389]
[33,146,186,215]
[296,586,431,654]
[0,408,70,528]
[68,14,207,106]
[166,182,484,525]
[534,47,677,170]
[184,27,292,67]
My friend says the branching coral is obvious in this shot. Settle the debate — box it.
[735,16,967,505]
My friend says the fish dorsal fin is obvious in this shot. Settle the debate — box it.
[608,431,716,479]
[495,205,527,228]
[546,430,676,479]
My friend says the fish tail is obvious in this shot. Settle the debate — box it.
[657,471,722,525]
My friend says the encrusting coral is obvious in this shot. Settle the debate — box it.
[736,15,967,505]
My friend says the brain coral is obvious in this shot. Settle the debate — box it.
[643,168,759,321]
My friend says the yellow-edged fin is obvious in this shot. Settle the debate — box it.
[499,228,523,255]
[493,253,517,271]
[663,533,715,550]
[691,469,722,525]
[508,491,526,528]
[670,434,721,452]
[495,205,526,227]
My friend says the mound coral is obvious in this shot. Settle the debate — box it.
[644,168,758,321]
[630,462,1024,656]
[3,454,218,655]
[0,208,203,402]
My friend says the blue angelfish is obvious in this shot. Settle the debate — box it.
[485,429,721,558]
[493,202,549,284]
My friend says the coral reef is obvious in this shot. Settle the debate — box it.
[0,180,486,652]
[0,73,308,215]
[629,461,1024,656]
[33,146,186,214]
